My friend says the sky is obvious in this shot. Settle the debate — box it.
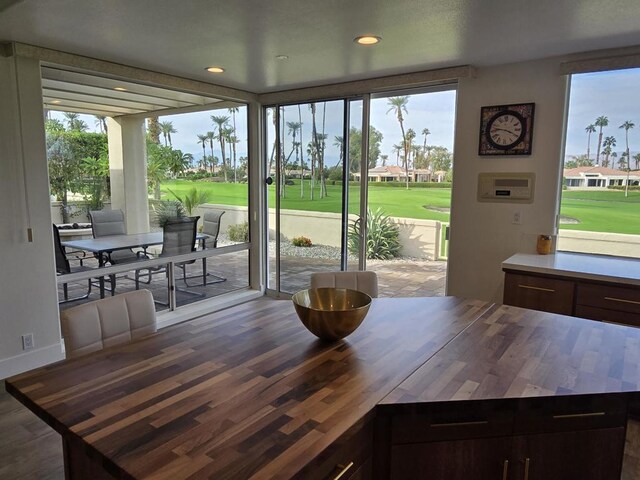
[50,67,640,167]
[565,68,640,158]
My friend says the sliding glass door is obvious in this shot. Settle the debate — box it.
[265,100,355,294]
[265,86,456,297]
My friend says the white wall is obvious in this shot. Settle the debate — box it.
[0,56,63,379]
[447,58,568,302]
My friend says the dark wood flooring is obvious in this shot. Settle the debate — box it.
[1,378,639,479]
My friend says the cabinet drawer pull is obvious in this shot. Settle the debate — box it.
[502,459,509,480]
[523,458,530,480]
[552,411,605,419]
[431,420,489,428]
[604,296,640,306]
[332,462,354,480]
[518,284,555,293]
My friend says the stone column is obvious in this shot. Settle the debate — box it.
[107,116,149,233]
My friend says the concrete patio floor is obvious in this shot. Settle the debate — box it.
[59,253,448,312]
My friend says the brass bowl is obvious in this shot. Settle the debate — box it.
[292,288,372,341]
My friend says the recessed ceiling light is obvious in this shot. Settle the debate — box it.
[205,66,225,73]
[114,87,127,91]
[50,100,61,104]
[276,55,289,61]
[354,35,381,45]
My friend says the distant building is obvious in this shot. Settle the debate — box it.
[563,166,640,188]
[352,166,434,182]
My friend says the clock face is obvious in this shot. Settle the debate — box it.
[486,111,526,150]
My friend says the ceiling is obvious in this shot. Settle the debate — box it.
[1,0,640,94]
[41,65,223,116]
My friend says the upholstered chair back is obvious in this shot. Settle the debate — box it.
[60,289,157,358]
[310,271,379,298]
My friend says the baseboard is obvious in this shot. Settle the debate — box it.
[156,289,264,329]
[0,343,64,380]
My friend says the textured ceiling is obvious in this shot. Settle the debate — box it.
[1,0,640,93]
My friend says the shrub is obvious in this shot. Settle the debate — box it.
[150,200,187,228]
[348,208,401,260]
[228,221,249,242]
[292,236,313,247]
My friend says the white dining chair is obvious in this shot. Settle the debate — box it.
[310,271,379,298]
[60,289,157,358]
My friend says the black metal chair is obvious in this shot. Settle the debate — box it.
[89,209,148,265]
[196,210,227,285]
[135,217,204,304]
[53,224,113,304]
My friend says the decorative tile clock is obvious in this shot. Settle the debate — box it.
[479,103,535,156]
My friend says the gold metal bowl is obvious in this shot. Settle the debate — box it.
[292,288,372,341]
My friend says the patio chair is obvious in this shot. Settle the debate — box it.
[53,224,114,303]
[89,209,147,265]
[310,271,379,298]
[196,210,227,285]
[60,289,156,358]
[135,217,204,304]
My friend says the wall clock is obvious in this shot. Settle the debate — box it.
[479,103,535,156]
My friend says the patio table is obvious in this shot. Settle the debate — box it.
[62,232,210,297]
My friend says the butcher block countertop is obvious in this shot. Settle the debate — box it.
[6,296,640,479]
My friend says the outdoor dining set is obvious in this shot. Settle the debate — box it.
[53,209,226,305]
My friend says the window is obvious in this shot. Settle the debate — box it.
[558,68,640,258]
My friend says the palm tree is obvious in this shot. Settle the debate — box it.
[228,107,239,182]
[211,115,230,182]
[63,112,88,132]
[386,96,410,188]
[595,116,609,165]
[333,135,344,167]
[206,131,216,173]
[159,121,176,146]
[288,122,302,182]
[421,128,431,170]
[167,150,192,178]
[94,115,108,134]
[619,120,635,171]
[298,104,305,197]
[405,128,416,180]
[602,136,616,168]
[634,153,640,171]
[309,103,319,200]
[147,117,161,144]
[197,134,208,170]
[585,124,596,161]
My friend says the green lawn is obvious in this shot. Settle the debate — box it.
[161,180,640,234]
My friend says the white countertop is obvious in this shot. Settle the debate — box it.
[502,252,640,286]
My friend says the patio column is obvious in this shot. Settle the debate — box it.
[107,116,149,233]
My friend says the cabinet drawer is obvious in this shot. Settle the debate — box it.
[575,305,640,327]
[391,402,513,444]
[576,282,640,315]
[292,415,373,480]
[504,273,574,315]
[513,395,628,435]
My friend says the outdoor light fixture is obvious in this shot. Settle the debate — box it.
[276,55,289,61]
[114,87,127,91]
[206,66,225,73]
[50,100,61,104]
[354,35,381,45]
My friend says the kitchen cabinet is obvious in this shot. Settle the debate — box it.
[503,272,574,315]
[502,252,640,328]
[504,270,640,327]
[383,396,627,480]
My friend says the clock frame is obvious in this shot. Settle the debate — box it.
[479,103,535,156]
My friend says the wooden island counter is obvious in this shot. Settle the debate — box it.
[6,296,640,479]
